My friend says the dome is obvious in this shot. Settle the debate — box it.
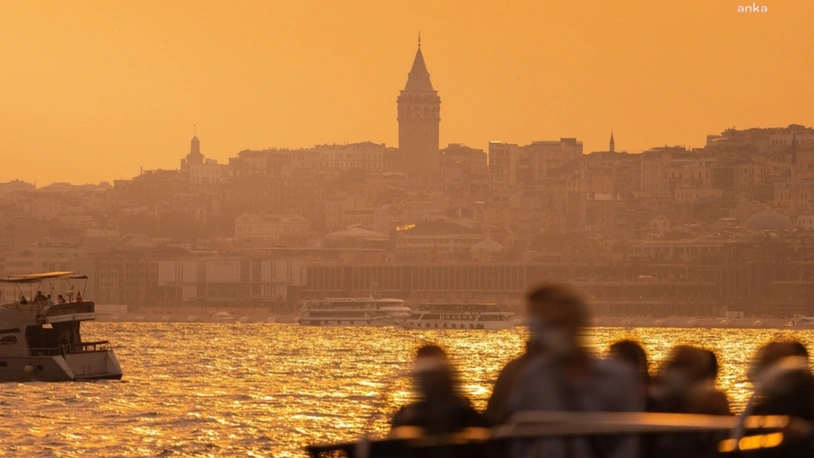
[743,210,793,231]
[470,238,504,253]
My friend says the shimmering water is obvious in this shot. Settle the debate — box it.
[1,323,813,457]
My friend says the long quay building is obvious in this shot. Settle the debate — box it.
[300,263,721,316]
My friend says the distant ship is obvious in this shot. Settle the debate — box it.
[786,315,814,329]
[0,271,123,382]
[396,302,516,330]
[210,311,236,323]
[298,297,411,326]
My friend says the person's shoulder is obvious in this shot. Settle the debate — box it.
[594,357,637,381]
[515,354,557,378]
[497,353,535,378]
[390,403,425,429]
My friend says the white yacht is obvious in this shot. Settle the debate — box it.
[397,303,516,330]
[210,311,236,323]
[0,271,123,382]
[786,315,814,329]
[298,297,411,326]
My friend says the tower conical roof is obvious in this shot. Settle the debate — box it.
[404,47,434,92]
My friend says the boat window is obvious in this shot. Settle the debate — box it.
[0,362,7,367]
[0,335,17,345]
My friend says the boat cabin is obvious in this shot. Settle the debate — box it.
[0,271,107,358]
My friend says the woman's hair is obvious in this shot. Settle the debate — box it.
[609,339,649,383]
[702,349,719,381]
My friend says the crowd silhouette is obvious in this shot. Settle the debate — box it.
[389,284,814,458]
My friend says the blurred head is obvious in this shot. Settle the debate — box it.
[789,340,809,360]
[701,349,719,382]
[749,341,805,383]
[655,345,711,398]
[525,284,588,357]
[610,339,649,384]
[411,344,454,399]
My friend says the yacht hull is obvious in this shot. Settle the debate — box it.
[298,318,396,326]
[397,320,514,330]
[0,350,123,382]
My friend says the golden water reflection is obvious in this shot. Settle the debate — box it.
[2,323,812,457]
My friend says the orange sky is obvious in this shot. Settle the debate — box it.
[1,1,812,185]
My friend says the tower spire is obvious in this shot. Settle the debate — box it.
[194,124,197,137]
[418,31,421,48]
[609,129,615,153]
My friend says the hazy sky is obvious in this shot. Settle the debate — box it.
[1,1,812,185]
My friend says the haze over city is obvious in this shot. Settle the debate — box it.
[5,1,814,458]
[2,0,813,185]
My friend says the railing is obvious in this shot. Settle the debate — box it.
[65,340,111,353]
[305,412,799,458]
[43,301,95,317]
[28,340,111,357]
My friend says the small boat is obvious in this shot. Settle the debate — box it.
[0,271,123,382]
[210,311,235,323]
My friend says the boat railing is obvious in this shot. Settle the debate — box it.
[28,340,112,357]
[43,301,95,317]
[305,412,795,458]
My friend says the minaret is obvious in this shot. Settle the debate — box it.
[397,34,441,177]
[609,130,615,153]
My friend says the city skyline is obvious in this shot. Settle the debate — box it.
[1,1,813,185]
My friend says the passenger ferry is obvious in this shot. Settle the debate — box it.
[397,303,516,330]
[298,297,411,326]
[0,271,123,382]
[786,314,814,329]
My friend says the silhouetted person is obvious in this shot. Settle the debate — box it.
[390,344,491,437]
[508,284,641,458]
[650,345,731,458]
[609,340,650,391]
[651,345,730,416]
[19,295,27,305]
[76,291,82,304]
[485,286,577,424]
[788,340,809,360]
[745,342,814,458]
[57,295,66,304]
[609,339,656,458]
[702,349,719,382]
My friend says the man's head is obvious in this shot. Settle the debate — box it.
[610,339,649,384]
[411,344,454,399]
[654,345,715,399]
[749,341,807,383]
[788,340,809,360]
[701,349,719,382]
[525,284,589,356]
[526,284,588,328]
